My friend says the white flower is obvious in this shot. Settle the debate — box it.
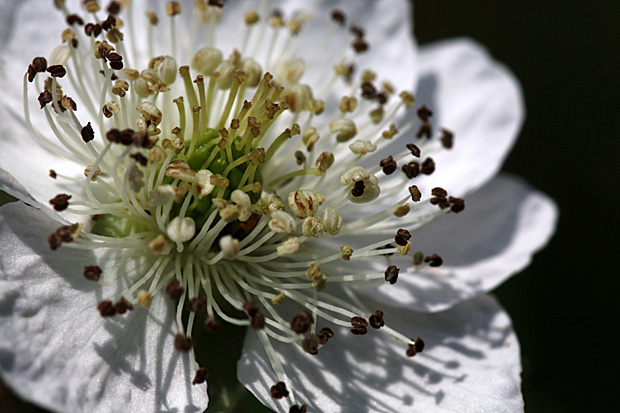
[0,1,557,412]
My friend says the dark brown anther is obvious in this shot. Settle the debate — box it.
[369,310,385,329]
[106,128,122,143]
[270,381,289,399]
[384,265,400,284]
[107,52,122,62]
[80,122,95,142]
[417,105,433,121]
[421,158,435,175]
[102,104,113,118]
[62,97,77,111]
[109,60,124,70]
[415,336,425,353]
[132,131,151,148]
[441,128,454,149]
[66,14,85,25]
[165,280,184,300]
[56,225,77,242]
[107,1,121,15]
[189,297,207,312]
[49,193,72,211]
[320,327,334,339]
[408,185,421,202]
[130,153,148,166]
[71,38,79,48]
[351,326,368,335]
[350,25,365,38]
[192,368,209,385]
[38,90,53,108]
[48,233,62,251]
[351,316,368,328]
[402,161,420,179]
[32,57,47,73]
[406,343,417,357]
[449,197,465,213]
[94,23,103,37]
[243,301,259,317]
[84,23,95,36]
[351,180,365,197]
[83,265,102,281]
[406,143,421,157]
[424,254,443,267]
[360,81,377,99]
[352,38,369,53]
[120,128,134,145]
[204,315,221,333]
[290,309,314,334]
[316,332,328,345]
[294,150,306,165]
[98,300,116,317]
[375,92,388,105]
[47,65,66,78]
[331,9,346,26]
[27,65,37,82]
[49,170,57,179]
[208,0,225,7]
[114,297,134,314]
[289,405,308,413]
[416,122,432,139]
[251,313,266,330]
[395,229,411,246]
[174,334,193,352]
[431,187,447,197]
[380,155,397,175]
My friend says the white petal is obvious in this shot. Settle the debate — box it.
[238,294,523,412]
[356,175,558,312]
[0,202,208,413]
[412,38,524,196]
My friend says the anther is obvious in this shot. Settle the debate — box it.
[79,122,95,143]
[49,170,57,179]
[165,280,184,300]
[350,25,365,38]
[424,254,443,267]
[83,265,102,282]
[352,38,369,53]
[331,10,346,26]
[416,122,432,139]
[186,297,206,312]
[166,1,182,17]
[290,309,314,334]
[432,187,448,198]
[46,64,66,78]
[395,229,411,246]
[192,368,209,385]
[130,153,148,166]
[441,128,454,149]
[384,265,399,284]
[412,251,424,266]
[66,14,84,26]
[204,315,221,333]
[98,300,116,317]
[417,105,433,121]
[270,382,289,399]
[114,297,134,314]
[406,143,421,157]
[351,180,365,197]
[107,1,121,15]
[49,194,71,211]
[350,316,368,336]
[406,336,425,357]
[173,334,193,352]
[420,158,435,175]
[289,405,308,413]
[37,90,52,108]
[449,197,465,213]
[369,310,385,329]
[402,161,420,179]
[380,156,397,175]
[360,81,377,99]
[408,185,421,202]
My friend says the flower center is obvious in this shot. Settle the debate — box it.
[26,1,465,410]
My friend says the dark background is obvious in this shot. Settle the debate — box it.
[1,1,617,412]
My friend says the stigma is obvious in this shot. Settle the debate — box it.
[26,1,463,410]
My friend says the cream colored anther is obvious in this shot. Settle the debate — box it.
[160,55,177,85]
[167,216,196,243]
[136,101,162,125]
[241,58,263,87]
[276,58,305,85]
[302,216,324,238]
[268,210,296,234]
[231,190,252,222]
[288,189,325,219]
[330,118,357,142]
[196,170,215,198]
[349,140,377,155]
[192,46,223,75]
[322,207,342,235]
[277,236,300,256]
[219,235,240,259]
[166,160,197,183]
[148,185,176,206]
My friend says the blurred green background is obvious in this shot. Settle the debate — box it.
[1,0,617,412]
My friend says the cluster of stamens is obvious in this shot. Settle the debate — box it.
[24,1,465,410]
